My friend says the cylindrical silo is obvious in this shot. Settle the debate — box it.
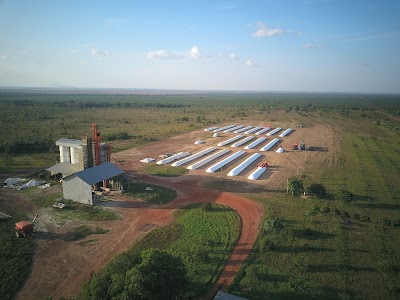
[60,146,70,163]
[70,147,80,165]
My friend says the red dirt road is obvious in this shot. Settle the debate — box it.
[134,174,265,299]
[14,173,264,300]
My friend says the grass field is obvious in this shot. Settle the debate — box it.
[124,181,177,204]
[143,164,189,177]
[227,112,400,299]
[0,211,35,300]
[83,203,241,298]
[1,90,400,299]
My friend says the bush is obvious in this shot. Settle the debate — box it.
[259,237,276,252]
[306,205,320,216]
[321,206,331,213]
[263,217,285,234]
[306,183,326,198]
[201,202,212,212]
[287,177,304,195]
[335,189,353,204]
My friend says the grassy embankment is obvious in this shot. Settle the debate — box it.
[83,203,241,298]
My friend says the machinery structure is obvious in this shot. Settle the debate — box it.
[15,214,38,238]
[46,123,125,205]
[86,123,111,166]
[293,141,309,150]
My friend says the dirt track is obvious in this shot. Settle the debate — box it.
[12,122,337,299]
[13,173,264,300]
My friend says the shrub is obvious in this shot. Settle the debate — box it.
[335,189,353,204]
[306,205,320,216]
[321,206,331,213]
[263,217,285,234]
[287,177,304,195]
[306,183,326,198]
[200,202,212,212]
[259,237,277,252]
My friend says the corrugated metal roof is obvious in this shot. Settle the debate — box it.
[70,162,124,185]
[46,162,81,176]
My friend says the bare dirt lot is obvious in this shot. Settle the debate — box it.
[2,122,338,300]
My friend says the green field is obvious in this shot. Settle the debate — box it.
[1,89,400,299]
[0,211,35,300]
[83,203,240,298]
[124,181,177,204]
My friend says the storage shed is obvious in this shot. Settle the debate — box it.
[62,162,124,205]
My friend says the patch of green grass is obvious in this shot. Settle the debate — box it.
[84,203,241,298]
[0,212,35,300]
[124,181,177,204]
[18,188,120,221]
[143,164,189,177]
[77,239,99,246]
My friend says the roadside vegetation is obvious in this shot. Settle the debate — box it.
[0,212,35,300]
[82,203,240,299]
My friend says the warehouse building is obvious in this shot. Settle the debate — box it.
[62,162,124,205]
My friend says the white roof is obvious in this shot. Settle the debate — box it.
[56,138,83,147]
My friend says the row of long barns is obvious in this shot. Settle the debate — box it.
[154,124,294,180]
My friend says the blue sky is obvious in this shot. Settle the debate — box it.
[0,0,399,93]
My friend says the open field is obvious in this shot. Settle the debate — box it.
[1,90,400,299]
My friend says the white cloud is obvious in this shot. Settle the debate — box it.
[228,53,240,61]
[188,46,203,59]
[245,59,259,67]
[303,43,325,48]
[1,55,7,59]
[253,22,285,37]
[80,60,89,64]
[90,48,110,56]
[71,49,78,54]
[147,50,183,59]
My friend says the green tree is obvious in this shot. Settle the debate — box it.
[335,189,353,204]
[124,249,188,300]
[306,183,326,198]
[82,274,108,300]
[263,217,285,234]
[287,177,304,195]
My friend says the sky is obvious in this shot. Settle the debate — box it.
[0,0,399,93]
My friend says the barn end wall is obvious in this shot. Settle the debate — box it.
[62,176,93,205]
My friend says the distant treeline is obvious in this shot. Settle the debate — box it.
[0,139,54,155]
[1,90,399,112]
[1,99,187,109]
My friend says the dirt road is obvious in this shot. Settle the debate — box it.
[14,123,336,299]
[13,173,263,300]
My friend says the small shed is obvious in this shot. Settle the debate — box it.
[62,162,124,205]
